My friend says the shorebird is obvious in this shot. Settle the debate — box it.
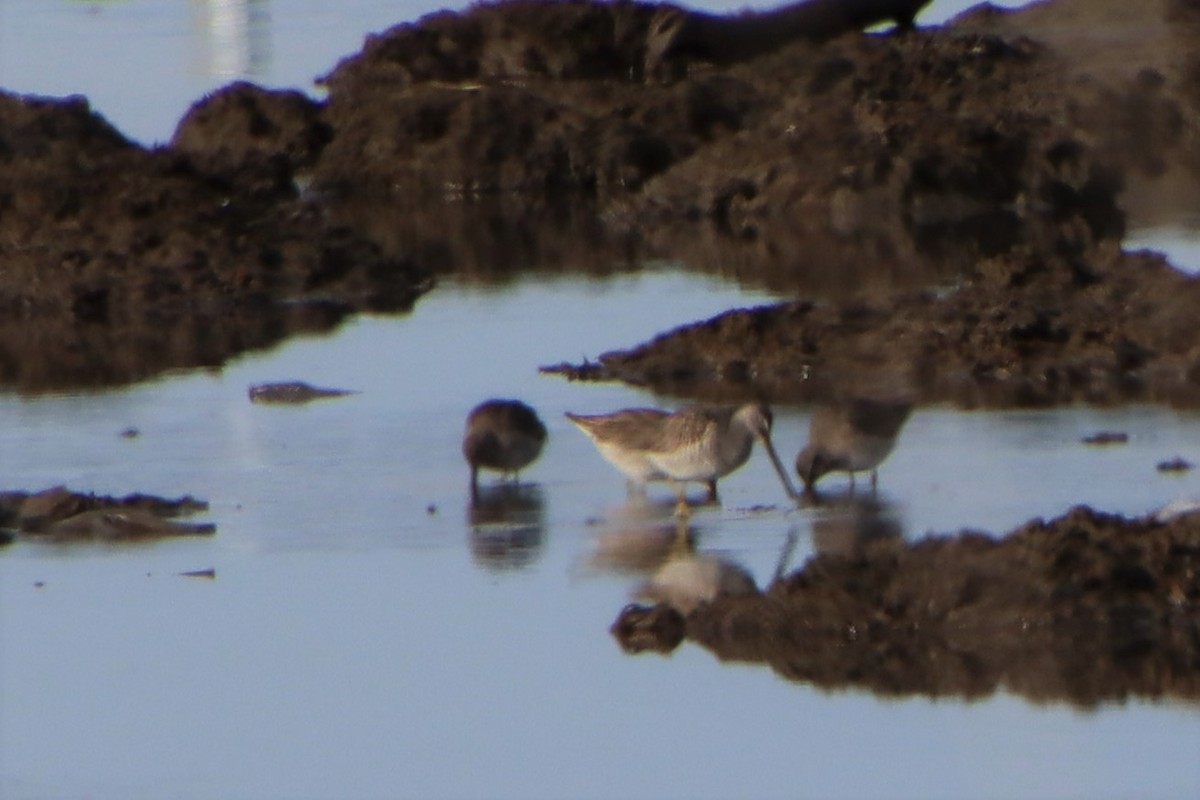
[564,408,674,497]
[463,399,548,500]
[794,397,912,493]
[566,402,797,515]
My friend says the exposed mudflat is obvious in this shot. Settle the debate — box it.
[2,0,1199,398]
[545,246,1200,408]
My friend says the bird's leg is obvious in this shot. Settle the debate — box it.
[705,479,719,505]
[848,471,857,495]
[671,515,691,552]
[671,480,691,519]
[870,469,878,492]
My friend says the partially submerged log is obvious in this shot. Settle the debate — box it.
[1,486,213,542]
[646,0,932,78]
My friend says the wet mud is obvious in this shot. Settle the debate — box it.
[0,90,432,393]
[3,0,1200,397]
[612,504,1200,707]
[544,246,1200,408]
[248,380,360,404]
[0,486,214,542]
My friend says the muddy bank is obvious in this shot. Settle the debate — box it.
[312,0,1133,288]
[613,505,1200,707]
[272,0,1200,407]
[0,91,431,392]
[544,245,1200,408]
[4,0,1200,393]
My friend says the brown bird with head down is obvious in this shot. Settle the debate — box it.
[795,397,912,493]
[463,399,548,500]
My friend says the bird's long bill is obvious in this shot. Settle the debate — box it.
[759,433,800,501]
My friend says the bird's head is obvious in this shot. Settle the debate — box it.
[795,445,831,492]
[734,403,774,440]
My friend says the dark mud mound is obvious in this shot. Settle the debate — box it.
[319,0,660,89]
[311,0,1191,292]
[171,81,332,178]
[5,0,1200,393]
[314,0,1200,405]
[614,506,1200,707]
[545,246,1200,408]
[0,91,430,392]
[622,29,1126,293]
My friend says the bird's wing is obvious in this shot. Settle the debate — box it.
[567,409,671,451]
[847,399,913,438]
[651,406,727,452]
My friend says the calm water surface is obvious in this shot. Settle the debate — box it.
[2,2,1199,799]
[3,271,1199,800]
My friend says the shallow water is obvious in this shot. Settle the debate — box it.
[3,270,1200,800]
[1127,226,1200,275]
[2,2,1199,799]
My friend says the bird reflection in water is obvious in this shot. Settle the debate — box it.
[606,493,901,655]
[591,498,796,654]
[467,484,545,571]
[804,490,905,556]
[602,510,732,654]
[584,497,696,575]
[608,527,780,654]
[636,540,758,615]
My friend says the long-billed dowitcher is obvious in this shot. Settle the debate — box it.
[566,403,796,515]
[564,408,674,496]
[794,397,911,493]
[463,399,548,500]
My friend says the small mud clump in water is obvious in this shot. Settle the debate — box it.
[1156,457,1194,473]
[1,486,214,542]
[248,381,359,404]
[1081,431,1128,446]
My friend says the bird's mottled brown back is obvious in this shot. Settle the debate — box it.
[566,408,671,452]
[845,398,912,439]
[464,399,547,471]
[654,405,730,452]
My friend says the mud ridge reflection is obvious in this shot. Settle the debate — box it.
[612,503,1200,708]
